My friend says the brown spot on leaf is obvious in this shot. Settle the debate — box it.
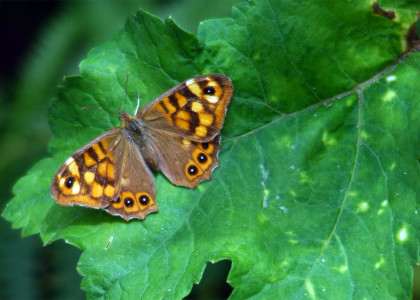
[372,2,395,20]
[406,23,420,51]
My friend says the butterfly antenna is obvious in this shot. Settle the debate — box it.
[123,71,130,112]
[81,106,107,112]
[135,92,140,115]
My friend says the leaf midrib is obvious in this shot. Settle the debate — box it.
[225,53,408,143]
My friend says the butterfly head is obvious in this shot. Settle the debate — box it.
[119,110,145,137]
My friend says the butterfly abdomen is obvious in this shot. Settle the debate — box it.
[120,115,160,171]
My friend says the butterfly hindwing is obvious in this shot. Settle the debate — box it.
[142,129,221,188]
[105,136,158,220]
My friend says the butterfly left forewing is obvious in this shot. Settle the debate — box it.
[139,74,233,142]
[51,129,123,210]
[51,127,159,221]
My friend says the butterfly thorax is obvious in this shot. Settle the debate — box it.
[119,111,160,171]
[120,111,144,136]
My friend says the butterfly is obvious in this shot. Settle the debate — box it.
[50,74,233,220]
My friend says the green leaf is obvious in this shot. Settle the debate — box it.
[4,0,420,299]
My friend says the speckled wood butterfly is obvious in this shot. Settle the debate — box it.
[51,74,233,220]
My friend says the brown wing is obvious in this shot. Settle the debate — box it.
[138,74,233,142]
[105,134,158,220]
[141,128,221,188]
[51,128,158,221]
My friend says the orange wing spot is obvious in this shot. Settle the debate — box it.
[101,139,109,151]
[198,113,214,126]
[112,196,124,209]
[187,82,203,98]
[92,181,104,198]
[175,119,190,131]
[56,194,101,207]
[58,177,66,188]
[135,192,155,210]
[192,148,212,170]
[68,160,80,177]
[104,184,115,198]
[107,152,116,163]
[156,103,166,113]
[92,143,106,160]
[120,191,134,199]
[185,161,203,180]
[191,101,204,113]
[58,177,80,195]
[213,84,222,96]
[107,163,115,181]
[175,92,188,108]
[206,80,218,87]
[204,82,223,103]
[176,110,191,121]
[120,177,128,186]
[70,180,81,195]
[203,95,219,103]
[84,152,97,167]
[118,191,139,213]
[182,139,192,145]
[163,97,177,114]
[195,125,208,137]
[84,171,95,185]
[199,142,214,153]
[75,195,102,207]
[97,161,107,177]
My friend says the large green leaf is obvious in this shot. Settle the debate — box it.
[4,0,420,298]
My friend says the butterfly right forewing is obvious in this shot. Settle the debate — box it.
[135,74,232,189]
[139,74,233,142]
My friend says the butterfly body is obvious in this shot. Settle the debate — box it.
[51,74,233,220]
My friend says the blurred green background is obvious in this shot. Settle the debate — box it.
[0,1,418,299]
